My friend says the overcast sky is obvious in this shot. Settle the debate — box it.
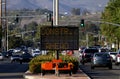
[7,0,110,12]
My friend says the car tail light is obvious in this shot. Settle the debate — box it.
[117,54,120,57]
[93,57,96,61]
[83,53,86,56]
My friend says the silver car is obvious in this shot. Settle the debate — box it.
[91,52,112,69]
[11,55,21,63]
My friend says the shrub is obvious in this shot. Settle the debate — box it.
[29,54,79,74]
[29,62,41,73]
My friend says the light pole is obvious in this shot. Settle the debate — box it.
[7,22,15,51]
[86,32,89,48]
[53,0,55,25]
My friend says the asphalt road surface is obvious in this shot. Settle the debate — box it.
[79,62,120,79]
[0,58,28,79]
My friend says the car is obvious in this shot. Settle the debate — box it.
[10,55,21,63]
[115,49,120,65]
[7,49,14,57]
[80,48,99,65]
[79,46,86,52]
[2,51,9,58]
[19,53,33,64]
[0,53,4,60]
[32,50,41,57]
[1,50,13,58]
[108,52,117,62]
[91,52,112,69]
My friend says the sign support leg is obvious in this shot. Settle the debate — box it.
[56,50,59,59]
[55,50,59,76]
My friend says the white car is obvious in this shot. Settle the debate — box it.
[109,52,117,62]
[32,50,41,57]
[0,53,4,60]
[115,50,120,65]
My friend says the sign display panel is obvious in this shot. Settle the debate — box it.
[40,26,79,50]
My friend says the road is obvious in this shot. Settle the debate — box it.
[79,62,120,79]
[0,58,28,79]
[1,54,120,79]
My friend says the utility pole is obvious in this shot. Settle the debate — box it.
[53,0,59,26]
[55,0,59,26]
[0,0,7,51]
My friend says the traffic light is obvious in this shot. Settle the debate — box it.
[80,19,84,27]
[47,13,52,22]
[15,14,19,23]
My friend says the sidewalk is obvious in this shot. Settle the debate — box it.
[24,69,91,79]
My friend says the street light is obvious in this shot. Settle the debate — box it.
[6,21,12,51]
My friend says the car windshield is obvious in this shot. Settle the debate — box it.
[12,55,20,57]
[21,53,32,57]
[34,51,40,53]
[118,51,120,54]
[85,49,98,53]
[110,52,117,55]
[95,53,110,58]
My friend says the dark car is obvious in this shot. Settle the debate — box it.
[10,55,21,63]
[2,51,9,58]
[7,49,14,56]
[91,52,112,69]
[80,48,99,65]
[19,53,33,64]
[2,50,14,58]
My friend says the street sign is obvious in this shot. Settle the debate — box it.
[40,26,79,50]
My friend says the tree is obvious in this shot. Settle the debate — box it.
[71,8,80,15]
[101,0,120,49]
[8,36,24,49]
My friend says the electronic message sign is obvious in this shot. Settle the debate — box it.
[40,26,79,50]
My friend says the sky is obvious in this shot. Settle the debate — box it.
[7,0,110,13]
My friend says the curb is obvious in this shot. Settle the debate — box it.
[24,69,91,79]
[78,68,91,79]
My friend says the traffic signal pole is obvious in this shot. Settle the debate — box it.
[53,0,60,76]
[53,0,59,60]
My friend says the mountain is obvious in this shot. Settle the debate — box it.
[7,0,109,13]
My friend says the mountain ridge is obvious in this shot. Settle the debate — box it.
[7,0,109,13]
